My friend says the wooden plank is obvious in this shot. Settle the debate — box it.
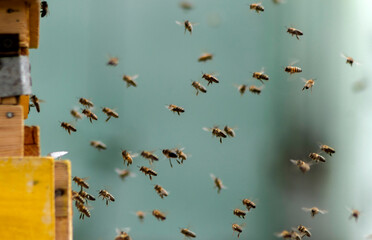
[0,157,55,240]
[19,95,29,119]
[55,160,72,240]
[0,105,23,157]
[0,96,18,105]
[24,125,40,156]
[28,0,40,48]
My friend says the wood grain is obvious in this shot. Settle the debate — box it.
[24,125,40,156]
[0,105,24,157]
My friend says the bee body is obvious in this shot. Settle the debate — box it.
[123,75,138,87]
[249,85,262,95]
[224,126,236,137]
[70,109,83,120]
[139,166,157,180]
[181,228,196,238]
[297,225,311,237]
[40,1,48,17]
[162,149,179,167]
[152,209,166,221]
[98,189,115,205]
[154,184,169,199]
[121,150,137,166]
[250,3,264,13]
[82,109,98,123]
[166,104,185,115]
[79,98,94,108]
[290,159,311,173]
[75,202,91,219]
[309,153,326,163]
[233,208,247,219]
[232,223,243,238]
[191,81,207,95]
[287,27,303,40]
[202,73,219,85]
[141,151,159,164]
[302,79,315,91]
[107,57,119,66]
[73,176,89,190]
[79,190,96,202]
[285,66,302,74]
[90,141,107,150]
[198,53,213,62]
[242,199,256,211]
[320,144,335,156]
[61,122,76,134]
[102,107,119,122]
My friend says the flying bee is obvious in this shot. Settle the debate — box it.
[162,149,179,167]
[141,150,159,165]
[30,95,44,113]
[232,223,244,238]
[70,109,83,120]
[175,148,189,164]
[102,107,119,122]
[115,228,132,240]
[285,62,302,75]
[301,78,315,92]
[123,74,138,87]
[90,141,107,151]
[341,53,359,66]
[107,56,119,66]
[224,126,236,138]
[249,85,263,95]
[72,190,85,204]
[290,159,311,173]
[179,1,193,10]
[252,68,269,84]
[73,176,89,190]
[176,20,197,35]
[290,231,302,240]
[203,126,227,143]
[302,207,327,217]
[235,84,247,95]
[198,52,213,62]
[60,122,76,134]
[297,225,311,237]
[210,174,226,193]
[250,3,264,13]
[82,109,98,123]
[319,144,335,156]
[98,189,115,205]
[180,228,196,238]
[40,1,48,17]
[152,209,166,221]
[121,150,138,166]
[154,184,169,199]
[135,211,146,222]
[138,166,157,180]
[275,230,292,239]
[242,199,256,211]
[286,27,303,40]
[233,208,248,219]
[309,153,326,163]
[115,168,136,181]
[166,104,185,115]
[192,81,207,95]
[272,0,284,4]
[75,202,91,220]
[202,72,219,85]
[348,208,360,222]
[79,98,94,108]
[79,190,96,202]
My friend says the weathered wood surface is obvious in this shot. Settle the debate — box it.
[0,105,23,157]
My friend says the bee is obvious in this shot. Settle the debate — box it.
[60,122,76,134]
[301,78,315,92]
[90,141,107,150]
[154,184,169,199]
[202,72,219,85]
[285,62,302,75]
[290,231,302,240]
[79,190,96,202]
[192,81,207,96]
[235,84,247,95]
[102,107,119,122]
[40,1,48,17]
[242,199,256,211]
[319,144,335,156]
[73,176,89,190]
[180,228,196,238]
[166,104,185,115]
[176,20,196,35]
[252,70,269,84]
[175,148,189,164]
[72,190,85,204]
[162,149,179,167]
[179,1,193,10]
[115,168,135,181]
[297,225,311,237]
[107,57,119,66]
[123,74,138,87]
[249,85,263,95]
[287,27,303,40]
[135,211,146,222]
[79,98,94,108]
[82,109,98,123]
[224,126,236,138]
[203,126,227,143]
[302,207,327,217]
[210,174,226,193]
[152,209,166,221]
[70,109,83,120]
[275,230,292,239]
[272,0,284,4]
[138,166,157,180]
[75,202,91,220]
[141,150,159,165]
[341,53,359,66]
[98,189,115,205]
[233,208,248,219]
[309,153,326,163]
[115,228,132,240]
[348,208,360,222]
[121,150,138,166]
[232,223,244,238]
[250,3,264,13]
[290,159,311,173]
[30,95,43,113]
[198,53,213,62]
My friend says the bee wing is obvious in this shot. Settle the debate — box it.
[131,153,139,158]
[47,151,68,159]
[289,60,299,66]
[132,74,139,80]
[165,104,172,110]
[260,67,265,73]
[300,77,308,83]
[289,159,298,165]
[302,207,312,212]
[340,53,348,59]
[175,21,184,26]
[116,227,131,234]
[365,234,372,239]
[222,184,228,189]
[190,22,199,26]
[209,173,216,180]
[115,168,123,175]
[319,209,328,214]
[202,127,212,132]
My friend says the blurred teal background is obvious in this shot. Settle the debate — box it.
[26,0,372,239]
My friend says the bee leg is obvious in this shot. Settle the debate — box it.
[296,35,299,40]
[106,199,108,205]
[176,159,181,164]
[149,175,152,180]
[259,79,264,84]
[219,138,222,143]
[89,118,92,123]
[196,90,199,96]
[237,233,240,238]
[67,129,71,134]
[169,159,173,168]
[106,116,111,122]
